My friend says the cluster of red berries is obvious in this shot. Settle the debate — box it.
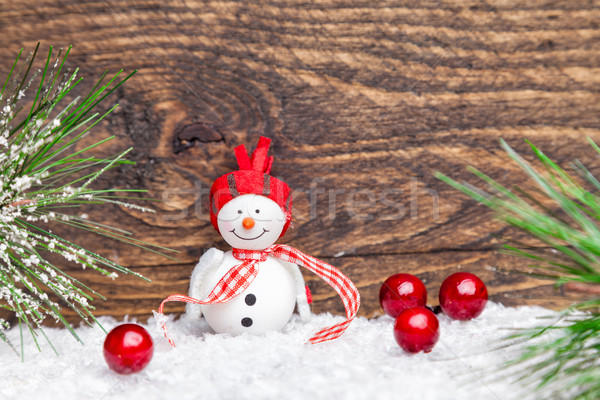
[379,272,488,353]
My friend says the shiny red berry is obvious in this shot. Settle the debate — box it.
[393,307,440,353]
[379,274,427,318]
[103,323,154,374]
[439,272,488,320]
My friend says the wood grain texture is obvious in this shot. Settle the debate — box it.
[0,0,599,322]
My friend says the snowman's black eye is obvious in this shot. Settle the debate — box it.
[255,209,260,214]
[237,210,242,214]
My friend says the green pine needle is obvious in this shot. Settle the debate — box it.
[435,139,600,399]
[0,44,177,355]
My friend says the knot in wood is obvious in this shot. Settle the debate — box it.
[173,123,223,154]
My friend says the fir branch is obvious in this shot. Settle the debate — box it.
[0,44,177,354]
[436,139,600,399]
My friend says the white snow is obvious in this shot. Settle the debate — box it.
[0,302,560,400]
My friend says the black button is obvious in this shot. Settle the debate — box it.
[241,317,253,327]
[245,294,257,306]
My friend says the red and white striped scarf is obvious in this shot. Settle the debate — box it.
[157,244,360,346]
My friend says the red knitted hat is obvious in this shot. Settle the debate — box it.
[209,137,293,236]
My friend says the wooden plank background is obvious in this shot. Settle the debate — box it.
[0,0,599,322]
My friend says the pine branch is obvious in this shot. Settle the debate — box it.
[435,139,600,399]
[0,44,178,354]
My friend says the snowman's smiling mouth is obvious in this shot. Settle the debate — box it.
[230,228,269,240]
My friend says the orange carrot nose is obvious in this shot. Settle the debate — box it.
[242,217,255,230]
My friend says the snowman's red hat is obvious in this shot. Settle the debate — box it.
[209,137,293,236]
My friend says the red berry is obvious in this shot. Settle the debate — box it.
[103,323,154,374]
[439,272,488,320]
[393,307,440,353]
[379,274,427,318]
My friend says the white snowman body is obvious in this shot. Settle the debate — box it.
[186,194,310,335]
[198,251,296,334]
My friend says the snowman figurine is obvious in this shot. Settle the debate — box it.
[157,137,359,344]
[185,191,312,334]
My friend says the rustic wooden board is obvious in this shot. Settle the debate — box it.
[0,0,599,323]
